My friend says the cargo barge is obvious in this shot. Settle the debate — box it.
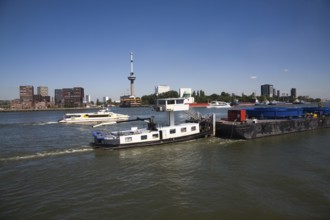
[216,107,330,139]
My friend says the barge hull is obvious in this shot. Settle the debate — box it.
[91,131,212,150]
[216,117,330,140]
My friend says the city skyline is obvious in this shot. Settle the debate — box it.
[1,0,329,101]
[1,72,323,103]
[12,83,310,102]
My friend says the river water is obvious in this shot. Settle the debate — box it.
[1,105,330,219]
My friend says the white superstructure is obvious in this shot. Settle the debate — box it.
[59,108,129,124]
[207,101,231,108]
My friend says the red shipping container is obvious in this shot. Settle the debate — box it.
[228,110,246,122]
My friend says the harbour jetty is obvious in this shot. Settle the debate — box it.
[216,107,330,139]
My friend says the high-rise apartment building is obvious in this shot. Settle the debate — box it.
[55,89,63,106]
[73,87,84,106]
[34,86,50,104]
[61,87,84,107]
[62,88,73,107]
[34,94,50,103]
[261,84,274,97]
[19,85,34,109]
[37,86,48,96]
[103,96,109,103]
[85,95,91,103]
[291,88,297,99]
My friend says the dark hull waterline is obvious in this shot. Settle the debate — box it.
[91,131,212,150]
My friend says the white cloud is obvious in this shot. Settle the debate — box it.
[250,76,257,79]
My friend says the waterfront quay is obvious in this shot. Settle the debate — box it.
[0,107,99,113]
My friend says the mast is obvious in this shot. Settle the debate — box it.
[130,52,134,74]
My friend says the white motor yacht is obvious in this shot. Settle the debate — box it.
[59,108,129,124]
[207,101,231,108]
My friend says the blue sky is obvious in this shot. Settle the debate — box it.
[1,0,329,101]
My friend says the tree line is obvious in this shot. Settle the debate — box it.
[141,90,235,105]
[141,90,321,105]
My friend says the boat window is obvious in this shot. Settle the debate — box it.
[88,115,109,118]
[158,100,166,105]
[191,126,196,131]
[167,100,175,105]
[152,134,159,139]
[170,129,176,134]
[141,135,148,140]
[176,99,184,104]
[66,115,81,118]
[181,127,187,132]
[125,137,132,142]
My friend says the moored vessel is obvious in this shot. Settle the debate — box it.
[207,101,231,108]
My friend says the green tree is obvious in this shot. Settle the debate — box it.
[219,91,232,102]
[141,94,157,105]
[220,91,230,97]
[158,90,179,99]
[209,93,219,101]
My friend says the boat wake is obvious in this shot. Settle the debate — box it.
[207,137,246,145]
[0,147,93,162]
[0,121,59,127]
[26,121,59,126]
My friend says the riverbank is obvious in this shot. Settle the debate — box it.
[0,107,99,113]
[0,105,155,113]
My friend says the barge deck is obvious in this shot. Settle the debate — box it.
[216,107,330,139]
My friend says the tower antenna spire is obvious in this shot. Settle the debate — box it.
[128,52,136,96]
[130,52,134,75]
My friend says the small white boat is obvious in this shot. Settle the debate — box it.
[255,98,269,106]
[268,100,278,105]
[207,101,231,108]
[58,108,129,124]
[293,99,307,104]
[91,98,215,149]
